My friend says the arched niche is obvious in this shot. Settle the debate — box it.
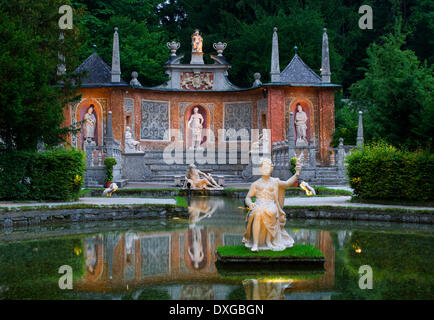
[288,98,315,145]
[184,104,211,149]
[75,99,104,149]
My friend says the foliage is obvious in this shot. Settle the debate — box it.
[73,0,170,86]
[289,157,297,175]
[0,0,84,151]
[217,244,324,258]
[103,157,116,182]
[0,149,86,201]
[350,28,434,149]
[346,141,434,201]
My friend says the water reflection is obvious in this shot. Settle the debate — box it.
[75,197,337,299]
[1,196,431,300]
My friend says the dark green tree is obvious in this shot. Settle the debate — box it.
[350,27,434,149]
[73,0,170,86]
[0,0,83,151]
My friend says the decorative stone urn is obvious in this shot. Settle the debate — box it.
[213,42,227,56]
[167,41,181,56]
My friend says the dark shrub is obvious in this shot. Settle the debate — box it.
[346,142,433,201]
[0,149,86,201]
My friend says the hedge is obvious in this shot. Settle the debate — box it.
[346,142,434,201]
[0,149,86,201]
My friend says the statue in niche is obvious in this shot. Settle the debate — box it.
[187,107,204,150]
[83,105,96,144]
[295,103,308,146]
[183,163,223,190]
[243,157,301,252]
[124,126,141,152]
[191,29,203,53]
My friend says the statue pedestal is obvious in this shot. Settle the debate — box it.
[190,52,204,64]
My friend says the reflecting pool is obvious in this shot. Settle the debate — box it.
[0,196,432,300]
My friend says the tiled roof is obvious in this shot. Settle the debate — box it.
[280,54,322,84]
[74,52,126,85]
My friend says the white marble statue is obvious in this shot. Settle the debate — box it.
[187,107,204,150]
[84,105,96,143]
[243,157,301,252]
[124,126,141,152]
[183,163,223,190]
[295,104,308,146]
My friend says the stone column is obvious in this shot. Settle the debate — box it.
[287,112,296,159]
[356,111,364,148]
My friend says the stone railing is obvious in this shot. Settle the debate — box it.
[272,138,316,169]
[84,140,123,187]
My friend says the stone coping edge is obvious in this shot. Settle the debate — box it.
[283,206,433,224]
[0,205,188,228]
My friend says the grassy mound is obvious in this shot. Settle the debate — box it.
[216,244,324,259]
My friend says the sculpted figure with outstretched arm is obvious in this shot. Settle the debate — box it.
[243,158,301,252]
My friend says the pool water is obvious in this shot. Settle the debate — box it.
[0,196,432,300]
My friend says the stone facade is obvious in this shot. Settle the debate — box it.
[64,27,341,184]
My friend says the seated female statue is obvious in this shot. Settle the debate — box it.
[243,158,301,252]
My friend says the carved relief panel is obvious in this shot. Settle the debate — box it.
[180,72,214,90]
[141,100,170,140]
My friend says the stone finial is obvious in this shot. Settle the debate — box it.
[356,111,364,148]
[111,27,121,83]
[270,27,280,82]
[213,42,227,56]
[294,45,298,55]
[321,27,331,83]
[252,72,262,87]
[167,41,180,56]
[130,71,142,87]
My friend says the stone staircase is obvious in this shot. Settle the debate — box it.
[300,166,348,186]
[138,151,251,184]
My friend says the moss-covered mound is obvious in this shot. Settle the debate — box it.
[217,244,324,259]
[215,244,325,271]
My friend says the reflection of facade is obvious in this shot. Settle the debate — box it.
[75,226,336,298]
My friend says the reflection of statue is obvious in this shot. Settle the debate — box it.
[85,235,102,275]
[243,158,301,252]
[84,105,96,143]
[183,164,223,190]
[188,197,224,224]
[243,279,293,300]
[295,104,308,146]
[187,107,204,150]
[124,126,141,152]
[188,227,205,269]
[191,29,203,53]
